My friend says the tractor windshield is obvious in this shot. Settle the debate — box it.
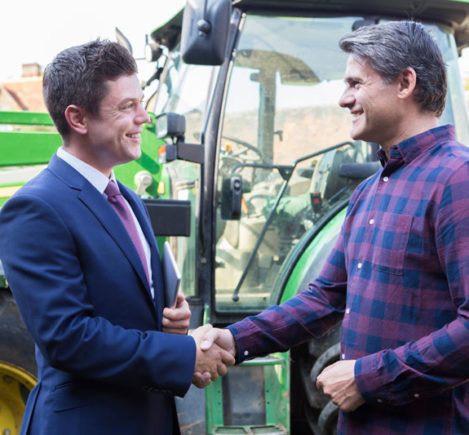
[213,14,469,312]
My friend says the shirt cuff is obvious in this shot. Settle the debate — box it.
[227,322,257,364]
[354,353,383,403]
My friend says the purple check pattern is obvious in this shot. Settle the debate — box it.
[228,125,469,434]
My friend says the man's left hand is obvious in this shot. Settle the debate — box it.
[316,360,365,412]
[162,293,191,335]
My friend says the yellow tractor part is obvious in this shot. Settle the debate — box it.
[0,361,36,435]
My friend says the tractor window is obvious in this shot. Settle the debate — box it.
[214,14,375,312]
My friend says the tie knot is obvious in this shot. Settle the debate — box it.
[105,180,121,200]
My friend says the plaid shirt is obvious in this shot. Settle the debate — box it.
[228,125,469,434]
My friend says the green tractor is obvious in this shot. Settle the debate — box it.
[2,0,469,433]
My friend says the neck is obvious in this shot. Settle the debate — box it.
[381,113,439,158]
[62,138,113,178]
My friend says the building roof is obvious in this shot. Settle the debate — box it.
[0,76,46,112]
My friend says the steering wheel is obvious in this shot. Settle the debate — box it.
[220,135,264,164]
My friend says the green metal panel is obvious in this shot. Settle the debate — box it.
[0,132,61,167]
[206,354,289,434]
[281,208,346,303]
[206,373,225,431]
[0,111,59,167]
[0,111,54,126]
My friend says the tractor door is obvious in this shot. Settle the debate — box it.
[213,14,376,313]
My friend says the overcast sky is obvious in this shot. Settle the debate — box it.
[0,0,185,81]
[3,1,469,85]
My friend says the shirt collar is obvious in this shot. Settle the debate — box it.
[57,146,116,194]
[377,124,455,167]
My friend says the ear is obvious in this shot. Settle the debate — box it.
[64,105,88,135]
[397,67,417,100]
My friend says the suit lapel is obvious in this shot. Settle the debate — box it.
[47,155,157,316]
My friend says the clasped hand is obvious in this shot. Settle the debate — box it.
[315,360,365,412]
[189,325,235,388]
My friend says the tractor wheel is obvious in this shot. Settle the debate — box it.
[291,321,341,435]
[0,290,37,435]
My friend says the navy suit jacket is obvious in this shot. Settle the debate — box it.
[0,154,195,434]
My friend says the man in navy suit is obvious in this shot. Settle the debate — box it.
[0,40,233,434]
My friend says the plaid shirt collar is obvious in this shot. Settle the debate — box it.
[377,124,455,170]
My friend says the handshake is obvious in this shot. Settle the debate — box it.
[162,294,235,388]
[189,325,236,388]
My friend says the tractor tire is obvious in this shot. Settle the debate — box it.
[0,289,37,435]
[291,322,341,435]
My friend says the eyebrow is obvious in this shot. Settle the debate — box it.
[119,95,145,105]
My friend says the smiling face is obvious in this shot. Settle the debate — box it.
[82,73,150,175]
[339,55,403,150]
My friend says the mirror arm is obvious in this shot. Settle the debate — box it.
[166,142,204,164]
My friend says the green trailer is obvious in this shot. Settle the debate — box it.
[2,0,469,433]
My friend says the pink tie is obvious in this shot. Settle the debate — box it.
[105,180,149,284]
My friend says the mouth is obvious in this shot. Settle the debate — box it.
[126,132,141,140]
[350,111,363,124]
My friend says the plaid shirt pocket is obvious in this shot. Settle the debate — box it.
[371,213,413,276]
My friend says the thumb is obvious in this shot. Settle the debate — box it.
[200,328,217,351]
[175,292,185,308]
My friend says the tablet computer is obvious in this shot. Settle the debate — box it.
[163,241,181,307]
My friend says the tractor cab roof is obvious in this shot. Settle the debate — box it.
[151,0,469,51]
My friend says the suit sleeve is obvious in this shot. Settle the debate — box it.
[0,193,195,397]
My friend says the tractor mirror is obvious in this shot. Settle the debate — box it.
[181,0,231,65]
[155,113,186,140]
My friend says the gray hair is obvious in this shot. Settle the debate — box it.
[339,21,446,116]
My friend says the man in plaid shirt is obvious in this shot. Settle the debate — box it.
[198,21,469,433]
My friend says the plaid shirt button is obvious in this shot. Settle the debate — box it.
[383,176,389,182]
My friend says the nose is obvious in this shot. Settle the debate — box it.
[339,88,354,109]
[136,102,151,125]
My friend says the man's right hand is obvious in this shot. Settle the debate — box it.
[190,325,235,388]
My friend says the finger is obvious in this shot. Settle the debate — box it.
[192,371,211,388]
[163,306,190,321]
[162,317,190,328]
[316,376,324,392]
[210,371,219,382]
[217,361,228,377]
[219,348,235,365]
